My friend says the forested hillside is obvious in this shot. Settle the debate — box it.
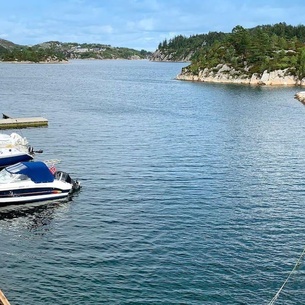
[0,40,66,62]
[152,31,227,61]
[152,23,305,80]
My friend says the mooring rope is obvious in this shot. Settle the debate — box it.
[268,246,305,305]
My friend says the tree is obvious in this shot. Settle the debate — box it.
[297,47,305,80]
[229,25,250,57]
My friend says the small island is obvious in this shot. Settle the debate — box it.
[151,23,305,86]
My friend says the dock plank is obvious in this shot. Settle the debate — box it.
[0,117,48,129]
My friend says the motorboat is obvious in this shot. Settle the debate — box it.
[0,132,42,168]
[0,161,80,206]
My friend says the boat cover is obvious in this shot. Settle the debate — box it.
[6,161,54,183]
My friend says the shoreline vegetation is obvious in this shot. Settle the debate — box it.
[0,58,149,64]
[0,59,68,64]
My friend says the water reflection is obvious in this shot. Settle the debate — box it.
[0,198,74,234]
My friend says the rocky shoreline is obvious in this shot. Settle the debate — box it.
[0,59,68,64]
[176,64,305,86]
[295,92,305,103]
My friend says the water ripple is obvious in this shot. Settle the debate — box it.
[1,61,305,304]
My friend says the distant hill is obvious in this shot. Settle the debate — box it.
[0,38,20,49]
[0,38,20,57]
[0,39,152,62]
[33,41,151,60]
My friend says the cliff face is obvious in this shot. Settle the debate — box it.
[150,49,192,62]
[176,64,305,86]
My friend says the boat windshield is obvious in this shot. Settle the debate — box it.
[0,169,30,184]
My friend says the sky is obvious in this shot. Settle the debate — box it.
[0,0,305,51]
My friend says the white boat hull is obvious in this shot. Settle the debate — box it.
[0,132,39,168]
[0,183,72,205]
[0,148,33,168]
[0,188,71,205]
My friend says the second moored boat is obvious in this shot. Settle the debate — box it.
[0,132,42,168]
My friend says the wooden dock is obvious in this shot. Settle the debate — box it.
[0,290,11,305]
[0,116,48,129]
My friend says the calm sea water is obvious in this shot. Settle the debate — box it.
[1,60,305,305]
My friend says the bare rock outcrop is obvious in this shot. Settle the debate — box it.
[150,49,173,61]
[176,64,305,86]
[150,49,192,62]
[295,92,305,103]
